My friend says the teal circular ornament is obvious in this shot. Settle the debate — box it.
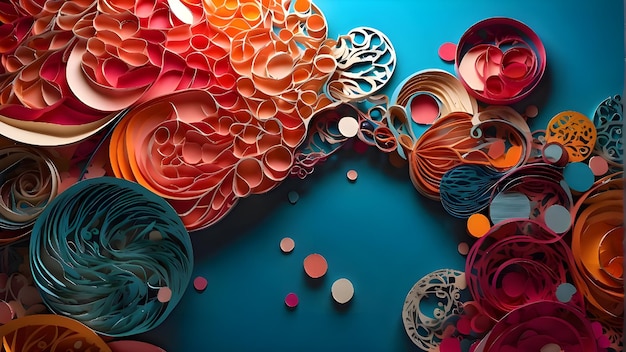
[30,177,193,337]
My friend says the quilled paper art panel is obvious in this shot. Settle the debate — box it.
[455,17,546,105]
[29,177,193,337]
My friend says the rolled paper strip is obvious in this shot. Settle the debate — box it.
[30,177,193,336]
[593,95,623,165]
[541,142,569,166]
[402,269,467,350]
[465,220,580,320]
[0,314,111,351]
[455,17,546,104]
[546,111,597,162]
[479,301,599,352]
[569,175,624,320]
[391,69,478,127]
[0,146,60,244]
[327,27,396,102]
[440,164,503,219]
[410,108,531,200]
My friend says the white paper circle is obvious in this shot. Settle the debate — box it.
[331,278,354,304]
[338,116,359,138]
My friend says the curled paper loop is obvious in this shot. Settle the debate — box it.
[593,95,623,165]
[440,164,503,219]
[292,102,357,178]
[570,174,624,321]
[465,220,579,320]
[391,69,478,126]
[326,27,396,102]
[546,111,597,162]
[0,146,60,243]
[109,90,303,230]
[489,163,573,228]
[475,301,599,352]
[30,177,193,336]
[402,269,468,351]
[408,107,531,200]
[455,17,546,104]
[0,314,111,352]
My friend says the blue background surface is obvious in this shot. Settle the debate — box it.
[139,1,624,350]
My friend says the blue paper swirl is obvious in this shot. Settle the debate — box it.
[30,177,193,337]
[440,164,502,218]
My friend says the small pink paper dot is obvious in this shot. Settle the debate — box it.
[157,287,172,303]
[438,42,457,62]
[194,276,208,292]
[285,292,298,308]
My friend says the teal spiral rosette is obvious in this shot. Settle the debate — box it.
[30,177,193,337]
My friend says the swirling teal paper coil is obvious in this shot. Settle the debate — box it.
[29,177,193,337]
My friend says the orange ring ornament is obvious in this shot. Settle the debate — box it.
[570,172,624,324]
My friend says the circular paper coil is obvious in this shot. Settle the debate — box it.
[30,177,193,337]
[455,17,546,105]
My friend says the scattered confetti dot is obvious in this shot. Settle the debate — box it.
[284,292,298,308]
[303,253,328,279]
[346,169,358,182]
[0,301,13,324]
[287,191,299,204]
[466,213,491,238]
[456,316,472,335]
[157,287,172,303]
[280,237,295,253]
[588,155,609,176]
[525,105,539,118]
[555,282,577,303]
[338,116,360,138]
[331,278,354,304]
[193,276,208,292]
[543,204,571,234]
[457,242,469,256]
[439,337,462,352]
[438,42,457,62]
[563,162,594,192]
